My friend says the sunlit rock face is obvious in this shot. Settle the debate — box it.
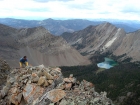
[0,65,113,105]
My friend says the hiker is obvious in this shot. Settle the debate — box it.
[19,56,28,68]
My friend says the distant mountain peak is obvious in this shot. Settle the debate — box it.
[0,18,140,35]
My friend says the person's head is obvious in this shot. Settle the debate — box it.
[23,56,27,59]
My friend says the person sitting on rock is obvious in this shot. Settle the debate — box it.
[19,56,28,68]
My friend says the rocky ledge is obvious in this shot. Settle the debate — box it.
[0,58,10,90]
[0,65,114,105]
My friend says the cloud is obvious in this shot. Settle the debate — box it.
[33,0,73,3]
[33,0,50,2]
[0,0,140,20]
[66,1,94,10]
[121,5,140,13]
[122,8,140,13]
[22,8,50,12]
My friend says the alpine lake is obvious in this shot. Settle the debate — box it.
[97,57,118,69]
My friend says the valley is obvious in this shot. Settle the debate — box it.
[61,53,140,105]
[0,19,140,105]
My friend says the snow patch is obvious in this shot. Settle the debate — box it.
[105,37,117,48]
[76,38,82,43]
[104,28,121,48]
[70,38,82,45]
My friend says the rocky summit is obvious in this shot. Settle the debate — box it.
[0,64,113,105]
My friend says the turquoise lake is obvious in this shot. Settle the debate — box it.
[97,57,118,69]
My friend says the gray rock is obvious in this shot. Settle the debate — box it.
[59,99,68,105]
[0,65,114,105]
[77,101,87,105]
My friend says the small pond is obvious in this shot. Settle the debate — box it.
[97,57,118,69]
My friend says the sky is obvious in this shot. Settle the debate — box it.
[0,0,140,21]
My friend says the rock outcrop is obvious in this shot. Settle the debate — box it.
[0,65,113,105]
[0,58,10,89]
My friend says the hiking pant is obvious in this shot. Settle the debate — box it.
[19,62,28,68]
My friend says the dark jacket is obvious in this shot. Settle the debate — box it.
[20,58,27,63]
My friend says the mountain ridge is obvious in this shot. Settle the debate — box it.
[0,24,91,67]
[0,18,140,35]
[61,22,140,62]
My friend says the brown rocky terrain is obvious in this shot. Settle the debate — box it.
[0,24,91,67]
[62,22,140,62]
[0,64,113,105]
[0,58,10,89]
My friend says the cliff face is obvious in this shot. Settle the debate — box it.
[0,64,113,105]
[0,24,91,67]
